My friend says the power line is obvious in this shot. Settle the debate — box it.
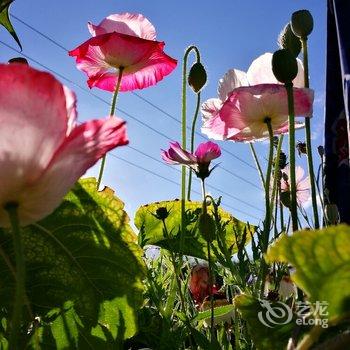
[0,40,261,192]
[10,14,257,171]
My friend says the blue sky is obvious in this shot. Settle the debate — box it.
[0,0,326,225]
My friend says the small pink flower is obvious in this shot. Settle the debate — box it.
[161,141,221,179]
[69,13,177,92]
[0,64,128,227]
[281,166,311,205]
[201,53,312,142]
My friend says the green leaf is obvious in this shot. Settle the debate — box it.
[194,304,234,323]
[0,178,145,346]
[0,0,22,50]
[134,200,254,260]
[266,225,350,321]
[235,294,295,350]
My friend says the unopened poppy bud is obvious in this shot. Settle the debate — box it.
[317,145,324,158]
[291,10,314,38]
[296,141,307,156]
[198,212,216,242]
[272,49,298,84]
[188,62,207,93]
[278,23,301,57]
[279,152,288,169]
[280,190,291,208]
[325,204,340,225]
[8,57,28,65]
[154,207,170,220]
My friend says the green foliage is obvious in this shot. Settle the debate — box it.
[0,0,22,49]
[234,294,295,350]
[194,304,234,322]
[0,178,145,347]
[266,224,350,321]
[135,199,255,260]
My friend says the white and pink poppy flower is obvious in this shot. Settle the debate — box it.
[161,141,221,179]
[0,64,128,227]
[201,53,312,142]
[69,13,177,92]
[281,166,311,205]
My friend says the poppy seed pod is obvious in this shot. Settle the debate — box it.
[155,207,169,220]
[272,49,298,84]
[278,23,302,57]
[8,57,28,65]
[188,62,207,93]
[291,10,314,38]
[198,212,216,242]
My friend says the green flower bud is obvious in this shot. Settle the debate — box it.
[198,212,216,242]
[278,23,301,57]
[325,204,340,225]
[154,207,170,220]
[188,62,207,93]
[291,10,314,38]
[280,191,291,208]
[272,49,298,84]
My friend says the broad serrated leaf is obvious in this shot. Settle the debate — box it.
[235,294,295,350]
[0,1,22,49]
[134,200,254,260]
[0,177,145,346]
[266,225,350,321]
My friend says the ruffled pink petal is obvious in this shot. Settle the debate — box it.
[218,69,248,101]
[16,117,128,226]
[63,85,78,135]
[70,32,177,92]
[295,166,305,182]
[161,141,197,165]
[88,13,156,40]
[201,98,222,120]
[0,64,68,191]
[195,142,221,163]
[247,52,305,88]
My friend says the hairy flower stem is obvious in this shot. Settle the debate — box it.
[201,179,215,340]
[6,203,25,350]
[249,143,266,189]
[301,37,319,229]
[286,82,298,231]
[259,118,274,297]
[161,220,188,320]
[180,46,200,248]
[187,92,201,200]
[97,67,124,189]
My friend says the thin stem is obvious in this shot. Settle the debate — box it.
[259,118,274,297]
[6,203,25,349]
[97,67,124,189]
[249,143,265,189]
[285,82,298,231]
[180,45,200,251]
[187,92,201,200]
[301,37,319,229]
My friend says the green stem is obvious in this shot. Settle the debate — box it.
[6,203,25,349]
[180,46,200,249]
[285,82,298,231]
[249,143,265,189]
[301,37,319,229]
[259,118,274,297]
[187,92,201,200]
[97,67,124,189]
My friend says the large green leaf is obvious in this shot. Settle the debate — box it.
[134,200,255,260]
[0,178,145,346]
[266,224,350,321]
[235,294,296,350]
[0,1,22,49]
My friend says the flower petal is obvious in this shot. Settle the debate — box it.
[0,64,68,188]
[63,85,78,135]
[15,117,128,226]
[247,52,305,88]
[88,13,156,40]
[195,142,221,163]
[161,141,196,165]
[218,69,248,101]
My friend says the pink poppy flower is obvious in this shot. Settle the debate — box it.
[0,64,128,227]
[161,141,221,179]
[281,166,311,205]
[69,13,177,92]
[201,52,311,142]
